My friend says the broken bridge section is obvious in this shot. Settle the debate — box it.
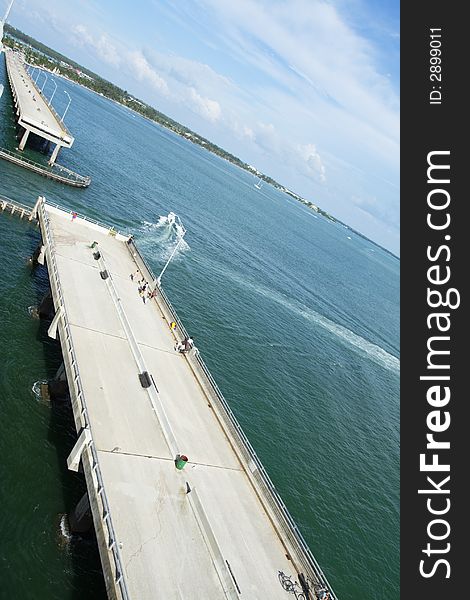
[33,196,336,600]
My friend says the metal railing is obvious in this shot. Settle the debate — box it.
[0,194,34,219]
[126,238,338,600]
[0,147,91,187]
[6,50,73,140]
[44,200,129,238]
[37,198,130,600]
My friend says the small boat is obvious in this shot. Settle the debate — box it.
[254,177,263,189]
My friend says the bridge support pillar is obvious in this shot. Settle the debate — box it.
[48,306,63,339]
[38,291,54,320]
[47,378,69,401]
[68,492,93,533]
[29,197,42,221]
[18,128,30,151]
[48,143,61,166]
[55,362,67,381]
[31,243,45,266]
[32,244,46,266]
[67,428,91,472]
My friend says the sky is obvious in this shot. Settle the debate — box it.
[3,0,400,254]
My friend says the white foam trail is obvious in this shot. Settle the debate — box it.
[137,217,190,264]
[142,217,167,229]
[28,305,39,319]
[298,306,400,372]
[31,380,47,400]
[213,264,399,373]
[59,514,72,541]
[152,212,177,228]
[156,215,169,227]
[174,222,185,238]
[159,236,190,262]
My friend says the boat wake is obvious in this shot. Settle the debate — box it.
[211,263,399,373]
[31,380,48,401]
[27,305,39,319]
[137,214,190,264]
[299,305,400,372]
[56,514,73,551]
[149,215,172,228]
[279,293,398,372]
[59,514,72,541]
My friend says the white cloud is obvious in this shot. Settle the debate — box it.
[200,0,399,142]
[142,50,233,96]
[72,24,121,67]
[136,50,227,122]
[126,51,168,94]
[9,0,399,251]
[69,24,172,97]
[298,143,326,183]
[351,194,399,228]
[242,125,255,140]
[252,122,280,153]
[188,87,221,122]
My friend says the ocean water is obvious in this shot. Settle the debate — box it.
[0,56,399,599]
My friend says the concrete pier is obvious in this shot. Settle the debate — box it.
[0,147,91,187]
[30,196,337,600]
[0,195,34,220]
[4,49,74,164]
[69,492,93,533]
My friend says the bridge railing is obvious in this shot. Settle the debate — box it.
[38,198,131,600]
[126,238,338,600]
[5,50,73,141]
[19,57,73,140]
[0,147,90,186]
[0,194,33,218]
[45,200,129,238]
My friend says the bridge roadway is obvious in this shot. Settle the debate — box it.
[4,49,74,164]
[36,199,333,600]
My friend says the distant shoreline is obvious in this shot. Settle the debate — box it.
[3,28,398,259]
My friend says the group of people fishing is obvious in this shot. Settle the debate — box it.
[316,586,330,600]
[130,269,158,303]
[129,269,194,353]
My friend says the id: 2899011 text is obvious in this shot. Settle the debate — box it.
[429,28,442,105]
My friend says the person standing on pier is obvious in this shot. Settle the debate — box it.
[176,337,194,353]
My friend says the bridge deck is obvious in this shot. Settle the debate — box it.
[5,50,73,147]
[43,204,309,599]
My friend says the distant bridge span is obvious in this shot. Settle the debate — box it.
[4,49,74,164]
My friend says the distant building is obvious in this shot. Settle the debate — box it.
[127,96,145,107]
[76,70,93,81]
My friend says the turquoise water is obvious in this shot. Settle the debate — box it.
[0,56,399,599]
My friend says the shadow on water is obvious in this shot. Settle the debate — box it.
[30,253,107,599]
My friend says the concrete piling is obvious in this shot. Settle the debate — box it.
[68,492,93,533]
[38,291,54,320]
